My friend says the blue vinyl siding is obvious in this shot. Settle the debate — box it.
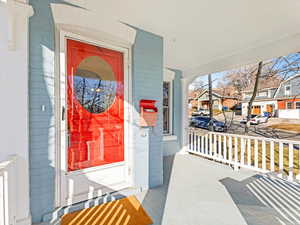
[29,0,56,222]
[276,75,300,98]
[132,29,164,187]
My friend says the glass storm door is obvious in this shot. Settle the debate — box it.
[67,39,124,171]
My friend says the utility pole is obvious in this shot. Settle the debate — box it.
[208,74,214,131]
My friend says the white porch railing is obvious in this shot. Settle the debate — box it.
[0,156,17,225]
[188,130,300,182]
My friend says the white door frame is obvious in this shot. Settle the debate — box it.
[55,30,134,207]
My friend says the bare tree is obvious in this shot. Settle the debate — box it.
[245,61,263,133]
[222,53,300,100]
[189,78,205,92]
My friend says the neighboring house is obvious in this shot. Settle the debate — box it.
[274,74,300,119]
[241,87,278,116]
[189,89,238,115]
[188,90,202,114]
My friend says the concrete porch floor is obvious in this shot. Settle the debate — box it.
[136,154,300,225]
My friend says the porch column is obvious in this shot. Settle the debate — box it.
[180,78,189,153]
[0,1,33,225]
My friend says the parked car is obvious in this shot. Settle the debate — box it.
[250,115,269,125]
[190,116,226,132]
[192,108,210,116]
[240,115,257,124]
[240,115,268,125]
[233,104,242,116]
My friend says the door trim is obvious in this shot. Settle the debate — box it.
[55,30,133,207]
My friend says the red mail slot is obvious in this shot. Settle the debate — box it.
[140,99,158,127]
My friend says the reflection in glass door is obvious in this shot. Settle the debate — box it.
[67,39,125,171]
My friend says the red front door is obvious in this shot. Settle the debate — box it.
[67,39,124,171]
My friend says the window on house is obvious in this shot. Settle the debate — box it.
[296,102,300,109]
[163,81,172,135]
[285,85,291,96]
[258,91,267,97]
[286,102,293,109]
[268,90,271,98]
[244,93,251,98]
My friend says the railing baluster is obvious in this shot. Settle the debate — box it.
[218,135,222,160]
[288,143,294,181]
[201,136,204,154]
[194,133,197,152]
[270,141,275,172]
[278,142,284,178]
[262,140,266,171]
[194,132,196,152]
[234,137,238,170]
[247,139,251,166]
[0,156,16,225]
[223,136,227,161]
[297,143,300,180]
[0,171,5,225]
[190,132,193,151]
[191,131,194,151]
[189,132,191,150]
[213,134,217,158]
[205,134,208,155]
[209,133,213,157]
[229,136,232,163]
[197,135,201,152]
[241,138,245,166]
[254,139,258,169]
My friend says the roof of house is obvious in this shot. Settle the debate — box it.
[241,98,277,103]
[276,95,300,100]
[188,90,205,99]
[278,74,300,85]
[197,89,238,100]
[242,87,278,93]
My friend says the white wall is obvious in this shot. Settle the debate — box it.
[0,1,33,225]
[242,101,277,116]
[278,109,300,119]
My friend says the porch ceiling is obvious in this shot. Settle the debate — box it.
[69,0,300,79]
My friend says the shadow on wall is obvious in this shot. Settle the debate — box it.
[138,155,176,225]
[28,0,84,222]
[220,174,300,225]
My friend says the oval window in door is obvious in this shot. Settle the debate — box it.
[74,56,117,114]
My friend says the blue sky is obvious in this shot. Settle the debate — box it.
[189,71,227,90]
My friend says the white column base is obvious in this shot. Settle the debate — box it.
[16,216,32,225]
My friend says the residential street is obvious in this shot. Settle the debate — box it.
[192,113,300,141]
[226,120,300,141]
